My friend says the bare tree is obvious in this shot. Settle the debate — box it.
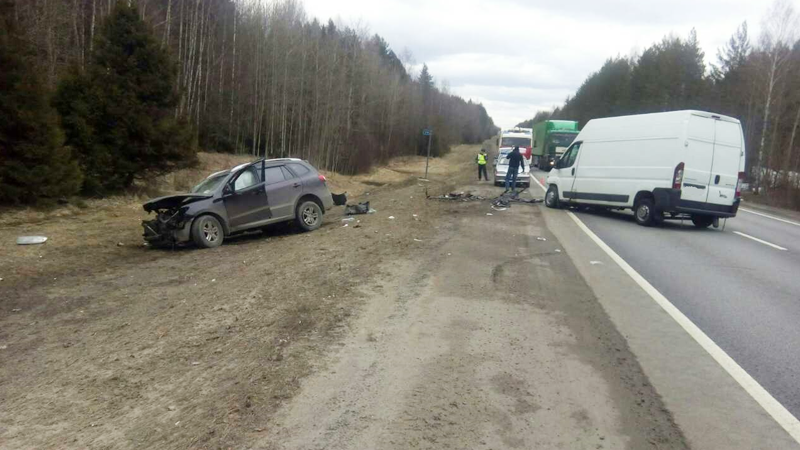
[754,0,799,193]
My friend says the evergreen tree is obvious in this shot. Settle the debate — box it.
[630,32,707,113]
[0,0,82,204]
[560,57,633,126]
[54,1,195,195]
[419,63,434,106]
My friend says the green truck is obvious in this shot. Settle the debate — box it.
[532,120,580,170]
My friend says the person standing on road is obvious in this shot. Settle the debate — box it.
[476,148,489,181]
[504,145,525,195]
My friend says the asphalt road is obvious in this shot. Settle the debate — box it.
[530,168,800,419]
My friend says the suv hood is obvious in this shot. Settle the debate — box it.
[143,194,212,212]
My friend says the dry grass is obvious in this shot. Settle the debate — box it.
[0,148,476,228]
[0,152,254,228]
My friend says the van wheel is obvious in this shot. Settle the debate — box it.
[192,215,224,248]
[545,186,560,209]
[634,198,657,226]
[691,215,714,228]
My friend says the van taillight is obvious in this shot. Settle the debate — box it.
[736,172,745,198]
[318,174,327,183]
[673,162,685,190]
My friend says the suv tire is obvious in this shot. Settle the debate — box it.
[296,200,323,231]
[192,215,224,248]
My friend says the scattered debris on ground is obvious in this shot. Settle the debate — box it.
[332,192,348,206]
[428,192,486,201]
[16,236,47,245]
[344,202,375,215]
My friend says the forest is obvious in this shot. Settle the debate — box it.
[1,0,497,203]
[518,2,800,208]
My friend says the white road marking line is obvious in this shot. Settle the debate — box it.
[740,208,800,228]
[733,231,788,251]
[565,210,800,444]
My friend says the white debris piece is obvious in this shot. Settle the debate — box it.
[590,261,603,265]
[17,236,47,245]
[388,216,395,220]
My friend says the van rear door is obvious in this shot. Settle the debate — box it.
[706,119,743,207]
[681,115,715,204]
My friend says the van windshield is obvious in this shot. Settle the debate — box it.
[500,137,531,147]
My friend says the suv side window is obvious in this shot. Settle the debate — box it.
[264,166,286,185]
[280,166,295,179]
[233,167,260,191]
[288,163,310,176]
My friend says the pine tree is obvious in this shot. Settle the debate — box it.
[54,1,195,195]
[0,0,82,205]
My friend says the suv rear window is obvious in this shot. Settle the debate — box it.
[288,163,310,176]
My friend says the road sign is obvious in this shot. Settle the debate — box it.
[424,129,433,179]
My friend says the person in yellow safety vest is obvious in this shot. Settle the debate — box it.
[476,148,489,181]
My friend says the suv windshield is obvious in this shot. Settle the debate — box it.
[500,137,531,147]
[192,173,228,194]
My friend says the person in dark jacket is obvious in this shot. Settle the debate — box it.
[476,148,489,181]
[504,145,525,194]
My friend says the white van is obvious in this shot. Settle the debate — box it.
[544,110,746,227]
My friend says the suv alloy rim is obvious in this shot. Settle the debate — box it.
[303,206,319,226]
[203,221,219,243]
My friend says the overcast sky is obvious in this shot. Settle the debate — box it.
[302,0,795,128]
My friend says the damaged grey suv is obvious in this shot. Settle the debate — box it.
[142,158,341,248]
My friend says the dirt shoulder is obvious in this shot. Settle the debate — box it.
[0,144,685,449]
[264,155,687,449]
[0,145,479,449]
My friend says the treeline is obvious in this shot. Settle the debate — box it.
[1,0,496,204]
[518,2,800,207]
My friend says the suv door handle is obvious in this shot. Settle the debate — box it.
[293,182,301,188]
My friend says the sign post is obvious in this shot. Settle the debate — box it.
[423,128,432,180]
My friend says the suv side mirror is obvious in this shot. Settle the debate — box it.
[223,184,233,196]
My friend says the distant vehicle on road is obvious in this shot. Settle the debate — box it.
[142,159,337,248]
[493,148,531,187]
[498,128,533,163]
[545,110,746,228]
[532,120,580,170]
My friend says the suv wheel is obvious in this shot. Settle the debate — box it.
[192,215,224,248]
[296,200,323,231]
[545,186,560,209]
